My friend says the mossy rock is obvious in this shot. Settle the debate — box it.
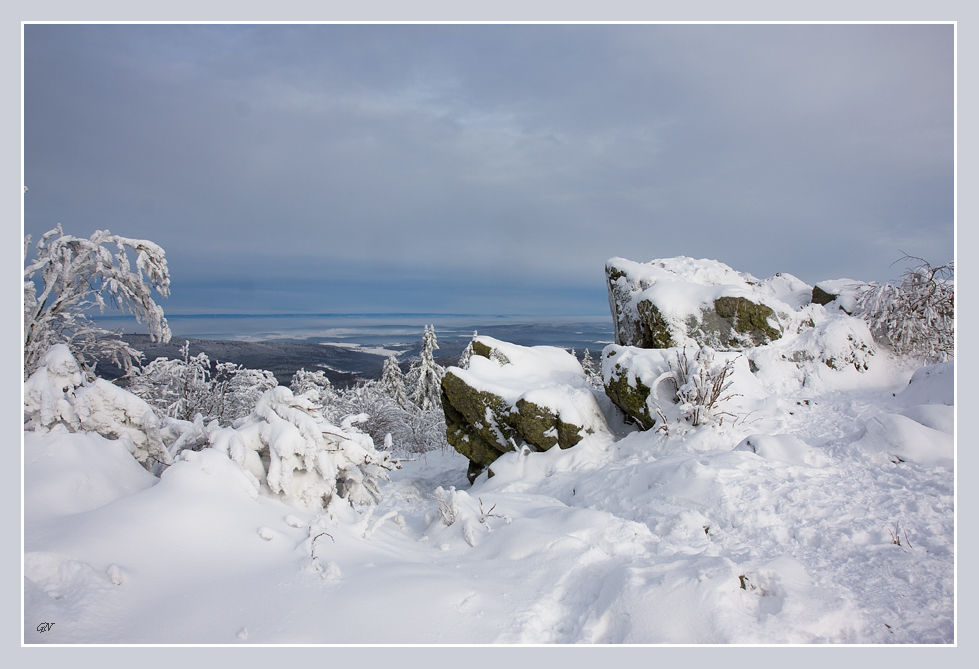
[441,366,589,482]
[713,296,780,345]
[635,300,676,348]
[471,339,494,360]
[441,372,520,459]
[603,362,655,430]
[511,398,585,451]
[810,285,837,306]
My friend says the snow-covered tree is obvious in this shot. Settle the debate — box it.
[581,348,603,389]
[380,356,409,409]
[24,344,173,470]
[458,330,477,370]
[24,225,171,379]
[854,256,954,362]
[128,341,277,426]
[408,325,445,411]
[126,341,211,422]
[332,379,407,449]
[330,376,448,455]
[208,387,398,508]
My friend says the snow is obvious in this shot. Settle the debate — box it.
[24,352,954,644]
[318,341,404,358]
[452,336,611,438]
[22,267,955,645]
[607,255,794,324]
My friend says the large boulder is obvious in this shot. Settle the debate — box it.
[441,337,609,483]
[605,256,799,350]
[809,279,863,314]
[601,343,766,431]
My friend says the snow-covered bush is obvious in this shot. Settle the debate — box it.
[333,378,447,454]
[654,346,740,428]
[24,344,172,470]
[24,225,171,379]
[128,341,277,426]
[291,368,336,403]
[208,387,398,508]
[854,256,954,362]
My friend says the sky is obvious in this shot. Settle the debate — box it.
[23,23,954,318]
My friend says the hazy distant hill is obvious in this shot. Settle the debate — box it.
[96,334,464,387]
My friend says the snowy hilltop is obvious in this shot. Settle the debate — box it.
[23,238,954,643]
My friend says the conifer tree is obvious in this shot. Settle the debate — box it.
[458,330,477,369]
[409,325,445,411]
[581,348,603,389]
[380,355,409,409]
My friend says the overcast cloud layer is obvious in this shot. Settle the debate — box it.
[24,24,953,316]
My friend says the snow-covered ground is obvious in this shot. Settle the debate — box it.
[23,349,953,644]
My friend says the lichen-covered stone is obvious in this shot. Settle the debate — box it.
[440,337,606,483]
[603,362,655,430]
[606,257,786,351]
[713,296,780,345]
[810,285,837,306]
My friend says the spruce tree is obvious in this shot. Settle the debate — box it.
[458,330,477,369]
[409,325,445,411]
[380,355,409,409]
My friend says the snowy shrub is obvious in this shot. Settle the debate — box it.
[24,225,171,379]
[332,380,409,446]
[24,344,172,470]
[208,387,399,509]
[128,341,277,426]
[653,346,740,428]
[333,378,448,454]
[854,256,954,362]
[290,368,337,409]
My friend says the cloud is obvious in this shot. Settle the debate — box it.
[24,24,953,315]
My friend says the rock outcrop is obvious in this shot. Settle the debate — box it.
[606,256,791,350]
[441,337,609,483]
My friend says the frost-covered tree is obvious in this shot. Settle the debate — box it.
[408,325,445,411]
[290,368,338,417]
[332,379,407,448]
[128,341,277,426]
[24,344,173,470]
[126,341,212,422]
[458,331,478,370]
[24,225,171,379]
[326,375,448,455]
[854,256,954,362]
[380,356,409,409]
[208,387,398,508]
[581,348,603,389]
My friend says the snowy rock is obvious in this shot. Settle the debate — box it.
[602,344,764,431]
[809,279,863,314]
[894,362,954,407]
[441,337,609,482]
[605,257,792,350]
[734,434,816,466]
[854,412,953,468]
